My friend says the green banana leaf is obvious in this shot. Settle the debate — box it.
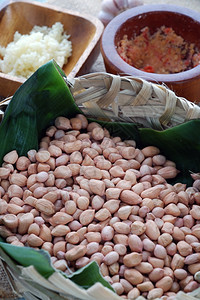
[89,118,200,186]
[0,237,113,291]
[0,60,81,164]
[0,59,200,294]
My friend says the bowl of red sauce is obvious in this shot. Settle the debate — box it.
[100,4,200,102]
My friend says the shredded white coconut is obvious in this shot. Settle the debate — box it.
[0,22,72,79]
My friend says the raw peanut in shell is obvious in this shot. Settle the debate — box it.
[85,232,101,243]
[66,232,79,244]
[188,263,200,275]
[79,209,95,225]
[190,205,200,220]
[184,253,200,264]
[128,234,143,252]
[162,191,179,205]
[76,257,90,269]
[101,226,114,241]
[16,156,30,171]
[113,234,128,245]
[70,118,82,130]
[55,116,71,130]
[65,201,77,215]
[95,208,111,221]
[137,281,154,292]
[0,226,13,238]
[158,233,173,247]
[10,173,27,187]
[76,114,88,129]
[109,166,125,178]
[145,220,160,240]
[27,234,44,247]
[142,146,160,157]
[103,200,120,214]
[120,190,142,205]
[81,166,102,180]
[128,288,140,300]
[35,199,55,216]
[28,223,40,235]
[116,180,132,190]
[123,252,142,267]
[148,257,164,269]
[104,251,119,265]
[177,241,193,257]
[147,288,163,299]
[0,167,10,179]
[157,166,178,179]
[124,269,143,285]
[91,127,104,141]
[89,179,105,196]
[18,213,34,235]
[124,170,137,185]
[113,222,130,235]
[120,278,133,293]
[131,221,146,235]
[184,281,199,293]
[53,241,66,256]
[143,238,155,252]
[135,262,153,274]
[119,147,136,159]
[106,188,121,200]
[54,166,72,179]
[35,150,50,163]
[0,200,8,214]
[155,276,173,292]
[148,268,165,282]
[39,224,52,242]
[50,212,73,225]
[141,186,163,199]
[118,205,132,220]
[171,253,185,270]
[154,244,167,259]
[174,269,188,280]
[65,245,87,261]
[86,242,100,256]
[3,150,18,164]
[2,214,18,229]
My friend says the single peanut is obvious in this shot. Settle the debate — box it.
[123,252,142,267]
[124,269,143,285]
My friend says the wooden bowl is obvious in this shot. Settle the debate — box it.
[101,4,200,103]
[0,0,104,98]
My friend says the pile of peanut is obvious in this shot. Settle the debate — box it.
[0,114,200,300]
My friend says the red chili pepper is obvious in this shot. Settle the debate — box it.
[163,27,172,34]
[142,65,155,73]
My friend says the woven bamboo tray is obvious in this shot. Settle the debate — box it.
[0,72,200,300]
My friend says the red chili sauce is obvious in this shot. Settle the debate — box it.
[117,26,200,74]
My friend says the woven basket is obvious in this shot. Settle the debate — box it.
[68,72,200,130]
[0,72,200,300]
[1,72,200,130]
